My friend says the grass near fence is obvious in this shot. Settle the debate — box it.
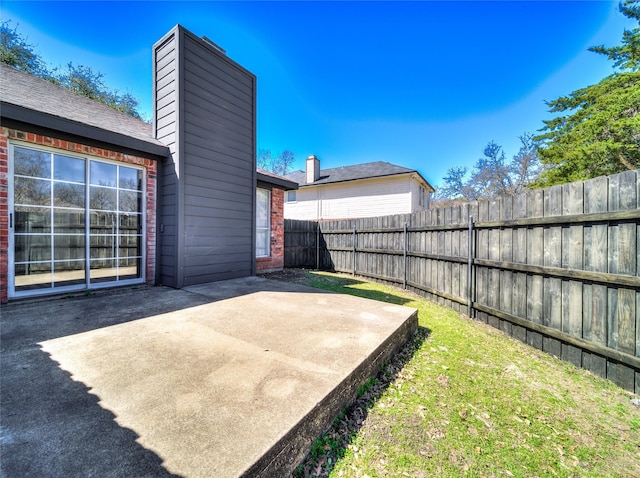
[277,270,640,478]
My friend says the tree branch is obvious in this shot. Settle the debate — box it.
[618,152,636,171]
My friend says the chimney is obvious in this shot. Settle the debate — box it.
[306,155,320,183]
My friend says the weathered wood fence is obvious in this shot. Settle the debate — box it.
[285,171,640,393]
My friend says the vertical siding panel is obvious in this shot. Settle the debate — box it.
[154,27,256,287]
[181,31,256,285]
[153,31,179,287]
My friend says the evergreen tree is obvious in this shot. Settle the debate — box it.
[535,1,640,185]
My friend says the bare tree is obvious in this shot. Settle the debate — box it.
[433,133,543,203]
[258,148,295,176]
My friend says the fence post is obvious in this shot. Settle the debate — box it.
[352,224,357,276]
[316,222,320,270]
[403,222,407,289]
[467,215,474,317]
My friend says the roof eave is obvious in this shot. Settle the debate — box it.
[297,170,431,189]
[411,172,435,193]
[257,171,298,190]
[1,102,170,161]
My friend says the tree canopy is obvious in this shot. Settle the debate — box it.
[534,1,640,186]
[0,21,144,120]
[0,21,47,76]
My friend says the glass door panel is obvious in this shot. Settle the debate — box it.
[90,259,117,283]
[53,260,85,287]
[11,145,144,297]
[16,206,51,233]
[15,262,52,292]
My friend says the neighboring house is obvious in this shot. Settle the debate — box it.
[284,155,434,220]
[0,25,289,303]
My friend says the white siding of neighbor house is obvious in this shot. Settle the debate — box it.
[410,177,431,211]
[285,174,428,220]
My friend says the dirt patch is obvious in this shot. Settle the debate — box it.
[260,269,312,285]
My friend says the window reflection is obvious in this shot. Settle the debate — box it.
[15,207,51,233]
[15,177,50,206]
[90,211,117,233]
[90,259,117,283]
[15,234,51,262]
[54,261,85,287]
[14,147,51,178]
[119,213,141,234]
[54,209,85,234]
[90,235,116,259]
[90,162,117,187]
[54,155,85,183]
[13,145,145,295]
[119,190,141,212]
[54,235,85,260]
[90,186,117,210]
[15,262,52,291]
[119,258,141,279]
[119,166,142,190]
[119,235,141,258]
[54,183,85,208]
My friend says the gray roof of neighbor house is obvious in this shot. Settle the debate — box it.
[0,63,169,159]
[285,160,434,192]
[257,167,298,190]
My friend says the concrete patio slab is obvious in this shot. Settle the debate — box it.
[1,276,417,477]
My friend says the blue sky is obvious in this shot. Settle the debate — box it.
[2,1,633,187]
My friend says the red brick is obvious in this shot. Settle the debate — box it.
[1,127,158,302]
[256,188,285,273]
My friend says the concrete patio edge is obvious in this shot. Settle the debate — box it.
[246,309,419,477]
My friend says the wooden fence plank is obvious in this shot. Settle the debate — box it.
[543,185,563,358]
[607,171,638,390]
[583,176,609,379]
[477,200,490,323]
[487,199,501,329]
[527,189,544,351]
[561,181,584,367]
[512,192,528,343]
[500,195,514,336]
[284,171,640,393]
[451,206,461,312]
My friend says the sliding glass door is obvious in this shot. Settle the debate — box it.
[10,144,144,297]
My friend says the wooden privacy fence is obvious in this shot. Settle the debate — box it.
[284,170,640,393]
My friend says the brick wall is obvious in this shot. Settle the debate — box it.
[0,129,8,302]
[256,188,285,273]
[0,127,158,302]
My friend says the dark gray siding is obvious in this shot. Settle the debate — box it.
[153,25,256,288]
[153,30,180,287]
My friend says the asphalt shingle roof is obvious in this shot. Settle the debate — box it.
[257,167,298,190]
[285,161,433,190]
[0,63,166,152]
